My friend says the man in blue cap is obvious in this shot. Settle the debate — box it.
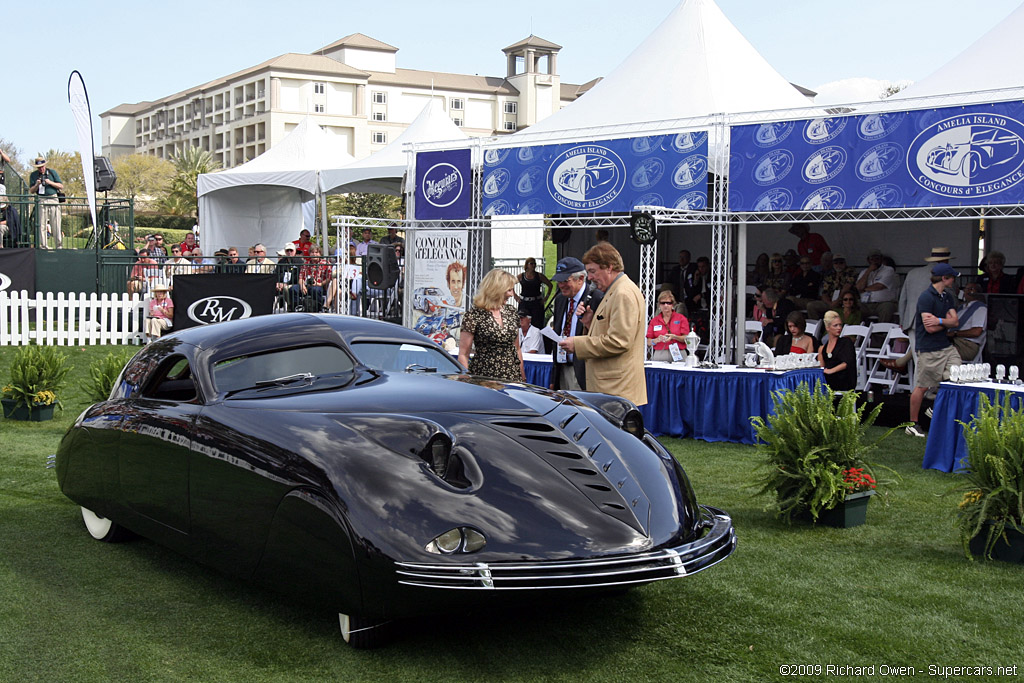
[549,256,602,392]
[906,262,961,438]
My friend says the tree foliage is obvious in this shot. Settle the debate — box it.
[326,193,403,222]
[41,149,86,198]
[0,137,28,178]
[163,147,220,216]
[111,154,175,207]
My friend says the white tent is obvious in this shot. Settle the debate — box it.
[890,3,1024,103]
[198,117,355,252]
[322,99,467,195]
[518,0,811,141]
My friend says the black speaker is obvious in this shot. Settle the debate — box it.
[94,156,117,192]
[366,243,399,289]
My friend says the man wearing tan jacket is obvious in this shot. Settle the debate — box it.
[558,242,647,406]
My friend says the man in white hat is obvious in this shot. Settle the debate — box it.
[884,247,955,373]
[28,156,64,249]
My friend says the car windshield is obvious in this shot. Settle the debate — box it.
[214,345,355,395]
[350,342,461,374]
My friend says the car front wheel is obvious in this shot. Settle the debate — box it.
[81,507,132,543]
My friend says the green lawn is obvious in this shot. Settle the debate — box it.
[0,345,1019,681]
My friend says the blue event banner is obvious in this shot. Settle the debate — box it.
[414,148,473,220]
[481,133,709,216]
[729,101,1024,212]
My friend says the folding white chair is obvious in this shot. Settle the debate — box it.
[865,327,911,394]
[964,337,986,364]
[840,324,870,390]
[805,319,820,339]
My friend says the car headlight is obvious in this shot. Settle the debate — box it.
[421,435,452,479]
[425,526,487,554]
[622,409,644,438]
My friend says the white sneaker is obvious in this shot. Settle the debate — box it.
[906,424,927,438]
[925,407,933,419]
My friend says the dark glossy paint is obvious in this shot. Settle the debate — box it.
[56,314,734,622]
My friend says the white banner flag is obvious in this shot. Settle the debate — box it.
[67,70,97,233]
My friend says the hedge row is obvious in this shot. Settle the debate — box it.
[134,214,196,231]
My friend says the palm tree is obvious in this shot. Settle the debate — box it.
[164,147,220,215]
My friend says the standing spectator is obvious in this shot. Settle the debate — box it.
[29,156,64,249]
[293,228,314,258]
[355,227,376,257]
[818,310,857,391]
[788,256,822,309]
[458,268,524,383]
[949,283,987,362]
[0,175,8,247]
[380,225,405,248]
[515,257,551,330]
[646,290,690,362]
[559,242,647,406]
[668,249,698,300]
[906,263,961,437]
[548,257,602,392]
[150,234,168,262]
[246,244,275,274]
[978,250,1017,294]
[885,247,955,373]
[788,222,831,266]
[517,312,545,354]
[855,249,898,322]
[807,254,856,319]
[814,251,835,278]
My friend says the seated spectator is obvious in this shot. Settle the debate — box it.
[818,310,857,391]
[276,243,304,308]
[221,246,246,274]
[788,256,822,309]
[164,245,191,287]
[783,249,801,277]
[293,228,314,257]
[949,282,987,362]
[380,225,405,248]
[855,249,898,322]
[294,245,331,311]
[979,250,1017,293]
[762,253,791,296]
[245,244,275,274]
[807,253,856,319]
[150,233,168,262]
[815,251,835,278]
[774,311,818,357]
[177,232,198,255]
[749,252,770,290]
[146,284,174,342]
[127,249,159,294]
[758,287,796,347]
[189,247,215,274]
[518,311,545,354]
[837,288,863,327]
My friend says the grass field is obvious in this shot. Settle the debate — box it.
[1,345,1020,682]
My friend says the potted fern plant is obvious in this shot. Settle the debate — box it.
[752,383,900,527]
[1,345,72,421]
[957,393,1024,563]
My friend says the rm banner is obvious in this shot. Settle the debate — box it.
[0,248,36,295]
[481,133,709,216]
[414,149,472,220]
[729,101,1024,212]
[172,274,276,330]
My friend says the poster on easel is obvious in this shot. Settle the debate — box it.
[410,230,468,351]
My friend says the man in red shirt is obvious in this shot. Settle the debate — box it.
[294,229,313,258]
[789,222,830,266]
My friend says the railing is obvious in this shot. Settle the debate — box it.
[0,290,147,346]
[2,194,134,250]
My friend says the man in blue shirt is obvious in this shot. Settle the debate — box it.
[906,263,960,438]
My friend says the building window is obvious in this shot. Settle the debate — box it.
[504,101,518,114]
[372,111,387,122]
[372,132,387,144]
[314,82,325,95]
[450,98,464,111]
[314,104,325,113]
[504,121,517,132]
[452,117,464,127]
[372,91,387,104]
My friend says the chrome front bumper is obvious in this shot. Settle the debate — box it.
[395,506,735,591]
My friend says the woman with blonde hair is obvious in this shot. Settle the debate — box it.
[818,309,857,390]
[458,268,525,382]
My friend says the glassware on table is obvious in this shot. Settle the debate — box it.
[996,364,1006,382]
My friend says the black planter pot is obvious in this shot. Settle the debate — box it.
[968,523,1024,564]
[815,490,874,528]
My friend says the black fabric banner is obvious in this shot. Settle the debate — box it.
[0,248,37,295]
[171,273,276,330]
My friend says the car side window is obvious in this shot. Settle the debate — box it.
[142,356,198,402]
[213,345,356,395]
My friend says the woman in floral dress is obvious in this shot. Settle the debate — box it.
[458,269,525,382]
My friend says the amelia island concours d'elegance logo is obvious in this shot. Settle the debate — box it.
[546,144,627,211]
[909,113,1024,198]
[187,296,253,325]
[421,162,465,208]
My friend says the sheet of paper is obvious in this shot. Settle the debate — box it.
[541,326,563,343]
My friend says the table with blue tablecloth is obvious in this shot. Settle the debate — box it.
[523,355,824,445]
[922,382,1024,473]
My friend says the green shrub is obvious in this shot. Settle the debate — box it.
[956,392,1024,559]
[2,346,72,408]
[84,350,137,403]
[752,384,901,522]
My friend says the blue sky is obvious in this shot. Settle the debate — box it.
[3,0,1020,163]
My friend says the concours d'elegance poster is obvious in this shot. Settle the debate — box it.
[411,230,467,351]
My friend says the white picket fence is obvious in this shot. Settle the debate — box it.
[0,290,147,346]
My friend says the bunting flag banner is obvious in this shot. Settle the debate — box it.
[67,71,97,231]
[729,101,1024,212]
